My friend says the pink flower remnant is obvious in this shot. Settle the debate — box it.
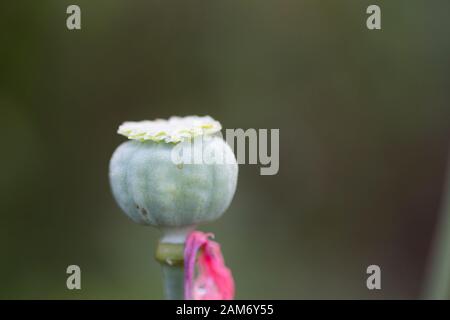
[184,231,235,300]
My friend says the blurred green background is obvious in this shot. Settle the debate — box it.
[1,0,450,299]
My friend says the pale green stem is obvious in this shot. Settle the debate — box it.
[424,155,450,299]
[161,265,184,299]
[155,226,194,300]
[156,241,185,300]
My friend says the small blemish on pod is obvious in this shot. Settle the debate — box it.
[140,207,148,216]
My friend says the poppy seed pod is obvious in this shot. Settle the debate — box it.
[109,116,238,237]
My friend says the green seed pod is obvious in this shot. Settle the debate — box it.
[109,116,238,233]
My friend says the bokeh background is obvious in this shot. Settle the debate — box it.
[1,0,450,299]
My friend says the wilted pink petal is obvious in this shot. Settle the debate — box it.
[184,231,234,300]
